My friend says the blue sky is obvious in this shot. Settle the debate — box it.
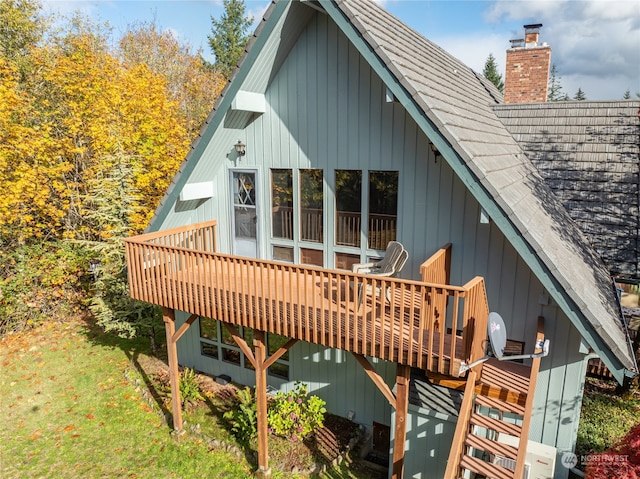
[43,0,640,100]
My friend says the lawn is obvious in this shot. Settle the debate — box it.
[0,318,382,479]
[0,319,253,479]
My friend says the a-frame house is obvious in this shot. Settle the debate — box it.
[124,1,638,478]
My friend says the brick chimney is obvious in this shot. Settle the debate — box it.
[504,24,552,103]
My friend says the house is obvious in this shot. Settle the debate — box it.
[123,1,638,478]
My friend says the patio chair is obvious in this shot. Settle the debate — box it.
[352,241,409,306]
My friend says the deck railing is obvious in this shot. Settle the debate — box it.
[124,222,488,378]
[420,243,451,285]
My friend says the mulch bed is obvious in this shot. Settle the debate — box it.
[134,353,362,474]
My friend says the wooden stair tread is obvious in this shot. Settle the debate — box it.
[480,358,531,395]
[460,454,515,479]
[470,412,522,437]
[465,433,518,460]
[475,393,526,416]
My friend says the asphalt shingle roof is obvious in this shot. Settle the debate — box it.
[495,101,640,281]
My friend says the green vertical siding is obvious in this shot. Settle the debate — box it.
[394,407,457,479]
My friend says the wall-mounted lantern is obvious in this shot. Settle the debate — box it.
[234,140,246,156]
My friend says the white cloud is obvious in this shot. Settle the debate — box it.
[430,32,508,74]
[246,1,270,25]
[483,0,640,99]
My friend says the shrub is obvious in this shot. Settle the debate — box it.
[179,368,204,408]
[577,389,640,457]
[586,422,640,478]
[267,381,326,442]
[223,387,257,445]
[0,241,91,334]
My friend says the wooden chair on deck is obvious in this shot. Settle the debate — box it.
[352,241,409,306]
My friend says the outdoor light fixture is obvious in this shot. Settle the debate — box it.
[430,142,441,162]
[234,140,246,156]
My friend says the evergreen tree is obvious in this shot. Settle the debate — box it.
[547,64,564,101]
[482,53,504,93]
[82,151,161,349]
[207,0,253,78]
[574,87,586,101]
[623,89,631,99]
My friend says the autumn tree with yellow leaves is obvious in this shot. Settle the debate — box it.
[0,0,225,335]
[0,3,224,245]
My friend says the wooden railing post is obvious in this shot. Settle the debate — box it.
[461,277,489,374]
[513,317,545,479]
[163,307,183,432]
[254,331,271,478]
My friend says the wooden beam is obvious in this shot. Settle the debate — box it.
[391,364,410,479]
[263,338,298,369]
[163,307,183,431]
[222,322,257,369]
[352,353,396,409]
[172,314,197,343]
[254,331,271,478]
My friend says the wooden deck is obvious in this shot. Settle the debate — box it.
[124,220,493,478]
[124,220,489,378]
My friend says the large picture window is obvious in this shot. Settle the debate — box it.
[299,169,323,243]
[368,171,398,250]
[335,170,362,247]
[268,168,397,268]
[271,169,293,240]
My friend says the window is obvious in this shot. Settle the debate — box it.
[200,316,218,341]
[273,245,294,262]
[268,333,290,379]
[200,342,218,359]
[199,318,289,379]
[368,171,398,250]
[335,252,360,271]
[271,169,293,240]
[301,248,323,267]
[199,317,219,359]
[299,169,323,243]
[221,325,241,365]
[335,170,362,247]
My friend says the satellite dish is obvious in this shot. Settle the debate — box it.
[459,312,550,374]
[488,312,507,359]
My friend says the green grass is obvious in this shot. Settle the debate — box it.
[0,319,381,479]
[0,320,252,479]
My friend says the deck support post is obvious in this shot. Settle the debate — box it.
[163,307,183,432]
[254,330,271,478]
[392,364,410,479]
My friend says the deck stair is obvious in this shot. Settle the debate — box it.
[444,318,546,479]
